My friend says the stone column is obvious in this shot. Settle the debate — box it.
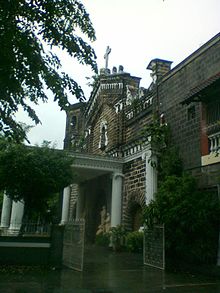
[8,200,24,235]
[144,150,157,205]
[111,173,123,227]
[0,192,12,230]
[60,186,71,225]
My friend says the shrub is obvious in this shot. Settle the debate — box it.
[125,231,143,253]
[110,225,127,251]
[95,232,110,247]
[143,174,220,264]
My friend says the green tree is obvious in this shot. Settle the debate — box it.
[0,0,97,141]
[143,175,220,264]
[0,138,74,215]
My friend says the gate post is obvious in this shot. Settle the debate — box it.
[49,224,65,268]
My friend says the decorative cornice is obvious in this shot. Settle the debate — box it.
[69,152,123,173]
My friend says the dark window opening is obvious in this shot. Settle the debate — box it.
[100,126,106,150]
[70,115,77,128]
[187,105,196,120]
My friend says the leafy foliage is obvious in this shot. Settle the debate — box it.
[95,228,144,253]
[86,74,99,88]
[110,225,127,251]
[125,231,143,253]
[0,138,73,212]
[95,232,110,247]
[0,0,97,141]
[141,117,169,152]
[141,118,182,179]
[143,175,220,264]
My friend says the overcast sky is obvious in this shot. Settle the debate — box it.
[16,0,220,149]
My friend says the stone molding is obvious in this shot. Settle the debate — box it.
[123,143,151,163]
[70,152,123,173]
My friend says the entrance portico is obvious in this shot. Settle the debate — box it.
[60,152,123,239]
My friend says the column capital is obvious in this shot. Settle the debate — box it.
[142,150,151,160]
[112,172,124,180]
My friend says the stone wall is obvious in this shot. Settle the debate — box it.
[0,225,64,267]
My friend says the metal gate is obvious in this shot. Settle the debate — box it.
[62,219,85,271]
[144,224,165,270]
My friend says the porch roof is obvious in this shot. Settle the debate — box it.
[69,152,123,183]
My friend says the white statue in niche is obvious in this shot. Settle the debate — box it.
[98,120,108,150]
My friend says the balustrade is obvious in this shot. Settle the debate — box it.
[209,132,220,154]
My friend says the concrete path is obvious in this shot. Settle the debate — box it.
[0,245,220,292]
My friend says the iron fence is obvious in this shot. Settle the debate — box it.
[0,222,51,237]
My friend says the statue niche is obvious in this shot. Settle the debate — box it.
[98,120,108,150]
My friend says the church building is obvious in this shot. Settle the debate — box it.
[62,33,220,242]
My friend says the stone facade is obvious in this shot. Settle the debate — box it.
[63,33,220,240]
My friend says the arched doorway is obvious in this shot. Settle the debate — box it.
[123,190,145,231]
[131,204,142,231]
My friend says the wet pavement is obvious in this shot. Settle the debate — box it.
[0,245,220,292]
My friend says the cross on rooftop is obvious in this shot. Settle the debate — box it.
[104,46,111,69]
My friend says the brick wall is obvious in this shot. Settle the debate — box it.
[84,73,142,155]
[125,112,152,143]
[159,37,220,169]
[64,103,85,150]
[123,157,145,197]
[89,103,118,155]
[122,157,146,228]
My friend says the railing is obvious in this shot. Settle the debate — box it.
[208,132,220,155]
[0,222,51,237]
